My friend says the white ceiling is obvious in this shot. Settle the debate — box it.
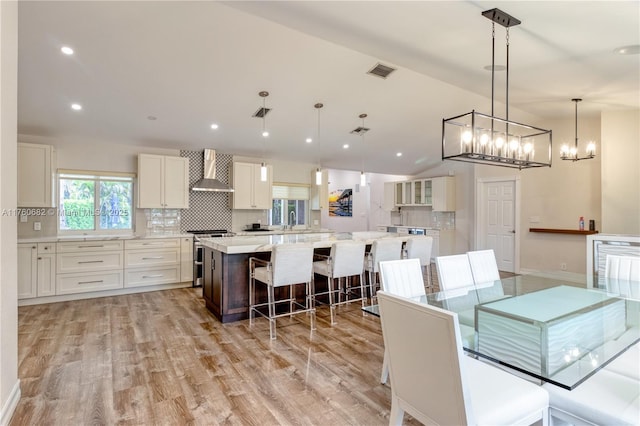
[17,1,639,176]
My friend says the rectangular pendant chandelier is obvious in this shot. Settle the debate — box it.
[442,8,552,170]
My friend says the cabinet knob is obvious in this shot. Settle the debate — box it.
[37,257,42,260]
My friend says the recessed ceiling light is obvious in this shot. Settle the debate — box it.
[483,65,506,71]
[70,103,82,111]
[262,131,269,138]
[305,138,312,143]
[61,46,74,55]
[614,45,640,55]
[210,123,219,129]
[147,116,157,121]
[396,152,402,157]
[343,144,349,149]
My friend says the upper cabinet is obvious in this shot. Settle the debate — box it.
[310,169,328,210]
[18,143,56,207]
[432,176,456,212]
[230,162,272,210]
[137,154,189,209]
[387,176,455,211]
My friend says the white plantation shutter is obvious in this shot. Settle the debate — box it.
[272,184,309,200]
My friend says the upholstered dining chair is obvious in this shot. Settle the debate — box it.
[363,237,404,303]
[403,236,434,290]
[377,290,549,426]
[604,254,640,300]
[605,254,640,281]
[467,249,500,284]
[249,243,315,340]
[312,240,367,325]
[435,254,475,291]
[377,258,426,384]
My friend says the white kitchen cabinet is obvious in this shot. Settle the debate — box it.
[37,243,56,297]
[180,237,193,282]
[17,143,55,207]
[395,181,413,206]
[310,169,328,210]
[230,162,273,210]
[18,242,56,299]
[137,154,189,209]
[56,240,124,294]
[18,244,37,299]
[432,176,456,212]
[124,237,182,288]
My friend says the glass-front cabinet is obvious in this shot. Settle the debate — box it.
[411,179,433,206]
[389,176,454,210]
[395,181,413,206]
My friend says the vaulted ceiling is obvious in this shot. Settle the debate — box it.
[18,1,639,175]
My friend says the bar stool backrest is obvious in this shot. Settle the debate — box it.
[405,237,433,267]
[331,241,366,279]
[271,243,314,287]
[369,238,404,273]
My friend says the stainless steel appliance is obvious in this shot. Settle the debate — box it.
[188,229,235,287]
[408,228,426,235]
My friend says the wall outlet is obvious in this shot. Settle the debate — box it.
[313,219,319,225]
[33,222,41,231]
[560,263,567,271]
[529,216,540,223]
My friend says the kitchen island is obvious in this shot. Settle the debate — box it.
[199,231,407,323]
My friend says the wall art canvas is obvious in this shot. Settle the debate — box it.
[329,188,353,217]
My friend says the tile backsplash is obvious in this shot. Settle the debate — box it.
[143,209,181,234]
[179,150,233,232]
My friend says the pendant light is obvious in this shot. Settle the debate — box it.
[315,103,324,185]
[560,98,596,161]
[442,8,552,169]
[359,113,367,187]
[259,91,269,181]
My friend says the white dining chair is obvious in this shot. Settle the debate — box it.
[403,236,434,290]
[435,254,475,291]
[377,291,549,426]
[377,258,426,384]
[313,241,367,325]
[249,243,315,340]
[605,254,640,281]
[467,249,500,284]
[363,237,404,303]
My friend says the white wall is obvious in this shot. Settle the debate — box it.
[473,114,601,273]
[0,2,20,424]
[601,109,640,234]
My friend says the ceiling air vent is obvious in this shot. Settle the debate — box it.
[367,62,396,79]
[252,107,271,118]
[350,126,370,135]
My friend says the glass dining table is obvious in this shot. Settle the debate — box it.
[364,273,640,390]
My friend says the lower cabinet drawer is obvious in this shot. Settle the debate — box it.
[124,249,180,268]
[57,271,124,295]
[124,266,180,288]
[57,251,123,273]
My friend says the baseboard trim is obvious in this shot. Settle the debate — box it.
[18,282,193,306]
[0,380,21,426]
[519,268,586,283]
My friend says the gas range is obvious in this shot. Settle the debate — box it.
[187,229,235,240]
[188,230,234,287]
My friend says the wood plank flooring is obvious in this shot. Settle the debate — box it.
[12,287,419,425]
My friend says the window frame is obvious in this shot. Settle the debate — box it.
[270,183,310,228]
[57,169,135,235]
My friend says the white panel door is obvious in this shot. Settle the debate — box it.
[482,180,516,272]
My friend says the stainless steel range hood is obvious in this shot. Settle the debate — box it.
[191,149,234,192]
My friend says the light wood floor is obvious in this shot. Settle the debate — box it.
[12,287,420,425]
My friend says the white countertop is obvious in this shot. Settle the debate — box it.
[18,233,193,244]
[200,231,410,254]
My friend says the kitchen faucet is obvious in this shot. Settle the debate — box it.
[289,210,296,230]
